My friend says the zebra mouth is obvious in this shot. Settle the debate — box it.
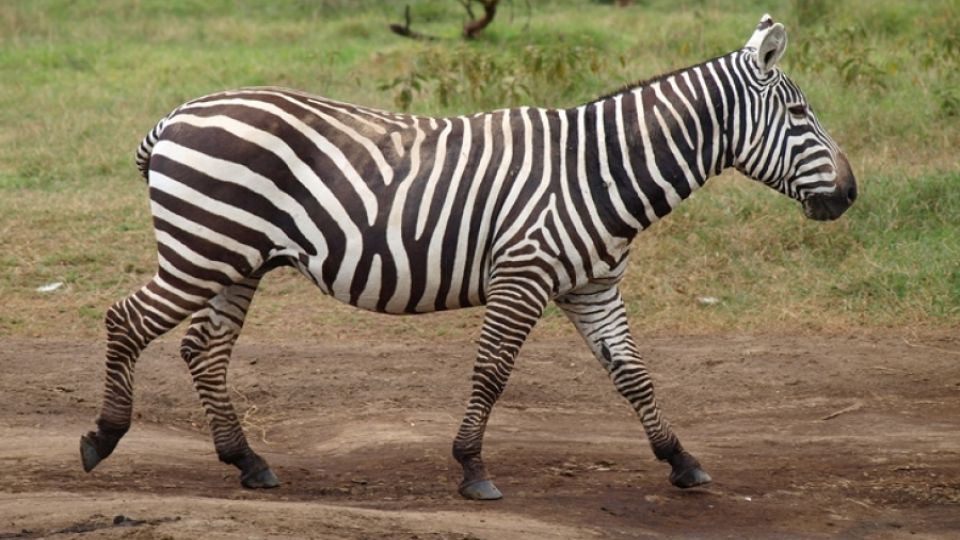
[802,194,848,221]
[803,153,857,221]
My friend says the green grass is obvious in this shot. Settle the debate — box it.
[0,0,957,339]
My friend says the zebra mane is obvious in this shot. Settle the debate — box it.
[586,50,737,104]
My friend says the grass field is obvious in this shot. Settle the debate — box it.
[1,0,957,339]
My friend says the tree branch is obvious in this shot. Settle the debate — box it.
[389,4,441,41]
[389,1,499,42]
[463,0,499,39]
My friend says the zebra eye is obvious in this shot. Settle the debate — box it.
[788,104,807,118]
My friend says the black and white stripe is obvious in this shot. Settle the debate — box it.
[82,14,855,498]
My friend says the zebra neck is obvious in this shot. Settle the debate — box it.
[576,55,737,235]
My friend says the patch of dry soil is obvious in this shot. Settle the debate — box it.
[1,334,958,538]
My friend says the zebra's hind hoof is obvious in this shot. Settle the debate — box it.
[80,433,103,472]
[670,466,712,489]
[241,467,280,489]
[459,479,503,500]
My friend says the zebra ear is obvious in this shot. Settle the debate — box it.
[746,14,787,73]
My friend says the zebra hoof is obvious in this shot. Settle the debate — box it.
[241,467,280,489]
[80,434,103,472]
[459,479,503,500]
[670,466,712,489]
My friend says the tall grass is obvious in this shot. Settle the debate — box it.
[0,0,957,338]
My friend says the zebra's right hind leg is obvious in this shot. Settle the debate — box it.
[178,274,279,488]
[81,272,223,473]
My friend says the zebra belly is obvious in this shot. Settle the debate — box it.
[295,246,489,315]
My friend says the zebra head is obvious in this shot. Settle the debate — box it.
[735,14,857,221]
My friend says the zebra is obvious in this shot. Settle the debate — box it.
[80,14,856,500]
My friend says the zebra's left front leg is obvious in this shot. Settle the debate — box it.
[179,275,279,489]
[555,284,711,489]
[453,280,549,500]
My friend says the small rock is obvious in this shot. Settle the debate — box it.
[36,282,64,293]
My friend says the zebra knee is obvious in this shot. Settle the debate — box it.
[180,313,217,365]
[104,300,137,346]
[104,301,124,330]
[105,293,177,353]
[180,328,206,365]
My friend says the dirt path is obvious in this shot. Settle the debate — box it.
[1,334,958,538]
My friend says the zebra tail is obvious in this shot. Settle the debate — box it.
[135,105,184,180]
[134,117,169,180]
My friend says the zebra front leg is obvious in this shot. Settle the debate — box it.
[555,285,711,489]
[180,276,278,489]
[81,273,219,473]
[453,281,548,500]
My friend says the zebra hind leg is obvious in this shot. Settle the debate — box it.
[81,273,222,473]
[453,281,548,500]
[180,275,279,488]
[555,285,711,489]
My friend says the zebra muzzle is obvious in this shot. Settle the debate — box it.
[802,194,849,221]
[802,155,857,221]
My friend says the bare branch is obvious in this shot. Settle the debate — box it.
[389,4,441,41]
[463,0,499,39]
[459,0,476,20]
[389,1,499,42]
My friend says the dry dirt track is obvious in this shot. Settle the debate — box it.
[1,334,958,539]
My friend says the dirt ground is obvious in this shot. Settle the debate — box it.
[0,332,958,539]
